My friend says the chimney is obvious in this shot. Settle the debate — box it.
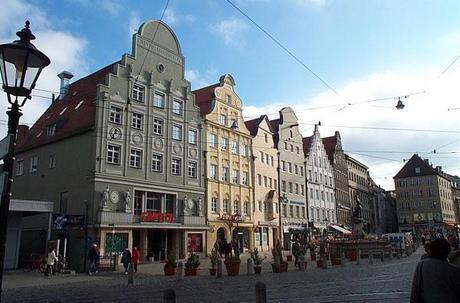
[57,71,74,100]
[16,125,30,144]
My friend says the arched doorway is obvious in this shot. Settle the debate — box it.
[217,227,226,242]
[232,228,249,253]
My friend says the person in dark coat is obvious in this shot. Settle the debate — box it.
[87,244,100,276]
[121,248,132,274]
[410,238,460,303]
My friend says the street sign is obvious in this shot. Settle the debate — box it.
[0,134,13,159]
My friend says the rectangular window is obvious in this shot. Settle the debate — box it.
[131,112,143,129]
[231,141,238,154]
[210,164,217,179]
[274,179,277,191]
[281,160,285,171]
[16,159,24,176]
[289,205,294,217]
[211,197,218,213]
[134,191,143,216]
[258,200,262,212]
[264,176,268,187]
[188,129,197,145]
[301,207,305,218]
[153,93,165,108]
[244,201,249,215]
[225,95,231,103]
[132,84,144,102]
[260,152,264,163]
[49,154,56,169]
[210,134,217,148]
[240,144,247,156]
[288,162,292,173]
[282,180,286,192]
[46,124,56,137]
[269,177,272,188]
[221,137,228,150]
[219,114,227,126]
[234,201,240,215]
[188,161,197,178]
[171,158,181,175]
[152,118,163,135]
[223,199,229,214]
[300,166,304,176]
[172,99,183,115]
[172,125,182,140]
[130,149,142,168]
[289,182,293,193]
[270,156,274,166]
[107,145,120,165]
[284,142,288,150]
[296,206,300,218]
[295,183,299,195]
[301,185,304,196]
[109,105,123,124]
[257,174,262,186]
[232,169,239,183]
[242,171,249,185]
[282,204,287,216]
[222,167,229,182]
[151,153,163,172]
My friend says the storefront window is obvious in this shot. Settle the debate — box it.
[105,232,128,256]
[165,194,175,214]
[146,192,162,212]
[134,191,143,216]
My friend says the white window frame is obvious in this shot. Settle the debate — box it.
[107,144,121,165]
[219,114,227,126]
[171,158,182,176]
[210,134,217,148]
[210,164,217,179]
[130,148,142,168]
[131,112,143,129]
[172,99,183,115]
[152,118,163,135]
[222,167,229,182]
[231,141,238,154]
[211,197,218,213]
[188,129,197,145]
[172,124,182,140]
[221,137,228,150]
[132,84,145,102]
[232,169,239,183]
[16,159,24,176]
[46,124,56,137]
[153,92,165,108]
[188,161,197,178]
[109,105,123,124]
[151,153,163,172]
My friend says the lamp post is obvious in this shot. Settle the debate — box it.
[0,21,50,300]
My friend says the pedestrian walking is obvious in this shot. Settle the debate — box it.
[292,239,300,266]
[45,247,59,277]
[87,243,100,276]
[410,238,460,303]
[121,248,132,274]
[132,246,140,273]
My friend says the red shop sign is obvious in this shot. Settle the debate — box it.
[140,212,175,223]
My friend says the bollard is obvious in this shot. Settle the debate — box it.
[128,263,134,285]
[163,289,176,303]
[247,258,254,275]
[255,282,267,303]
[177,261,184,281]
[217,259,223,278]
[322,253,328,269]
[356,250,361,265]
[369,251,373,265]
[340,252,346,267]
[389,249,393,261]
[381,250,385,262]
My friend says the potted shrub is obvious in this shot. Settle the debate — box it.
[224,253,241,276]
[250,248,265,274]
[271,242,288,273]
[209,247,218,276]
[184,252,200,276]
[163,253,177,276]
[295,245,307,271]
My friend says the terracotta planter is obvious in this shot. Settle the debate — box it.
[184,268,198,276]
[271,262,288,273]
[164,267,176,276]
[331,258,341,266]
[316,260,323,268]
[254,266,262,274]
[287,255,293,262]
[310,253,316,261]
[348,250,357,262]
[209,268,216,276]
[224,260,241,276]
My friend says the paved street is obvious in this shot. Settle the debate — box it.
[2,249,421,303]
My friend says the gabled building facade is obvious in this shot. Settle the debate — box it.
[270,108,306,249]
[346,154,371,232]
[245,115,279,252]
[303,125,337,234]
[394,154,456,236]
[323,131,350,227]
[13,20,207,269]
[194,75,254,254]
[368,176,386,234]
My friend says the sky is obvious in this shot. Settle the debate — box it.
[1,0,459,190]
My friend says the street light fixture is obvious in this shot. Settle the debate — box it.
[0,21,50,300]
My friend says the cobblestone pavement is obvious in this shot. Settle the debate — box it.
[2,249,421,303]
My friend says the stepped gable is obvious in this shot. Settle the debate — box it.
[393,154,441,179]
[16,63,115,153]
[322,136,337,165]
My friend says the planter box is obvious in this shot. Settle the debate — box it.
[164,267,176,276]
[184,268,198,276]
[254,266,262,274]
[209,268,216,276]
[271,262,288,273]
[224,260,241,276]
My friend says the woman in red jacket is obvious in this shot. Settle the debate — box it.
[132,246,140,273]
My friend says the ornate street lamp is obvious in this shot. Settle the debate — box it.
[0,21,50,300]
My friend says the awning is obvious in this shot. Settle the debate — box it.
[329,224,352,234]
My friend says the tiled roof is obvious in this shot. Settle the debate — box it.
[244,116,264,137]
[16,63,115,153]
[322,136,337,164]
[393,154,441,179]
[192,83,219,116]
[269,118,280,133]
[302,136,313,156]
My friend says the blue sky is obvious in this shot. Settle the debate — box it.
[1,0,459,189]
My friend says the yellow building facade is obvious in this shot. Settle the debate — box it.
[194,75,254,254]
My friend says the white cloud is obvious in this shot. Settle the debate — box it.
[186,68,219,89]
[163,7,195,25]
[0,0,88,133]
[128,11,141,36]
[244,64,460,190]
[211,18,248,46]
[66,0,122,15]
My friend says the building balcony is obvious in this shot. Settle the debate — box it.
[98,211,135,225]
[177,215,206,226]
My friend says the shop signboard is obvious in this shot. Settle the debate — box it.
[52,214,84,230]
[140,211,175,223]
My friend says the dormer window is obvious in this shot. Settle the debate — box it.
[415,167,420,174]
[219,114,227,126]
[225,95,231,103]
[46,124,56,137]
